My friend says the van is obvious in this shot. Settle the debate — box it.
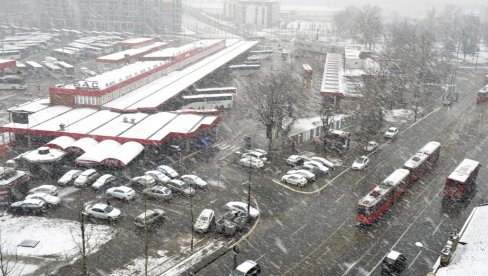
[381,250,406,275]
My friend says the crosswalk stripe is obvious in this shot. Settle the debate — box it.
[220,144,230,150]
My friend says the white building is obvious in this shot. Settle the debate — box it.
[223,0,280,30]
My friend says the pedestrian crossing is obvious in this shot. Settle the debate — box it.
[212,141,241,152]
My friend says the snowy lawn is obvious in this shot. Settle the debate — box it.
[0,215,114,262]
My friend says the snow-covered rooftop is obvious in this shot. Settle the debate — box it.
[358,184,392,207]
[118,37,154,45]
[96,42,167,62]
[447,159,480,183]
[143,39,222,59]
[418,141,441,155]
[320,53,345,94]
[1,100,219,146]
[403,153,428,170]
[104,40,258,112]
[433,204,488,276]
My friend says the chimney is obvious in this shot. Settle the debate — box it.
[130,118,136,124]
[59,123,65,131]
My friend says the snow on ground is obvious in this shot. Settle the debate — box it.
[111,238,227,276]
[0,215,114,262]
[383,109,420,123]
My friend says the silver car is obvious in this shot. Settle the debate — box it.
[167,179,195,196]
[83,203,121,221]
[74,169,99,187]
[194,208,215,233]
[58,170,82,186]
[143,185,172,200]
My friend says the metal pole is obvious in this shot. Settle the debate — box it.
[247,139,251,216]
[190,190,194,252]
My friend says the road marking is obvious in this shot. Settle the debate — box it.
[408,250,423,270]
[0,94,15,101]
[335,194,345,203]
[431,218,445,236]
[283,221,347,275]
[256,253,267,261]
[218,150,236,161]
[291,223,308,237]
[220,144,230,150]
[165,208,183,216]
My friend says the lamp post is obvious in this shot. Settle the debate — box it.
[190,187,194,252]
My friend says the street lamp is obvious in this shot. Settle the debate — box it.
[190,186,194,252]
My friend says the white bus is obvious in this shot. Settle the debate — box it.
[25,61,44,76]
[56,61,75,76]
[228,64,261,70]
[0,75,26,90]
[0,50,21,60]
[43,62,63,74]
[181,93,233,110]
[194,87,237,96]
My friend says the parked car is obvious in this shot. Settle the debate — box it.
[230,260,261,276]
[303,161,330,174]
[352,156,370,170]
[194,209,215,233]
[25,192,61,207]
[381,250,407,275]
[384,127,399,139]
[239,156,264,169]
[106,186,136,201]
[131,175,156,188]
[242,150,267,162]
[74,169,99,187]
[156,165,179,179]
[143,185,172,200]
[286,155,308,166]
[281,174,307,187]
[134,209,165,228]
[364,141,379,152]
[297,164,320,175]
[9,199,47,215]
[92,174,116,190]
[83,203,121,221]
[58,169,82,186]
[225,201,259,218]
[167,179,195,196]
[181,174,208,189]
[145,170,171,184]
[286,169,316,182]
[310,157,335,169]
[28,185,58,196]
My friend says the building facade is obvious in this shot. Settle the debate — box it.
[224,0,280,30]
[2,0,182,34]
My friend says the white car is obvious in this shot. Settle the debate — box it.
[28,185,58,196]
[303,161,330,174]
[157,165,179,179]
[384,127,399,139]
[92,174,115,190]
[364,141,379,152]
[131,175,156,187]
[25,192,61,207]
[281,174,307,187]
[181,174,208,189]
[286,169,316,182]
[225,201,259,218]
[286,155,308,166]
[58,169,82,186]
[352,156,370,170]
[310,157,335,169]
[106,186,136,201]
[230,260,261,276]
[167,179,195,196]
[145,170,171,184]
[74,169,99,187]
[83,203,121,220]
[194,208,215,233]
[242,150,267,162]
[239,156,264,169]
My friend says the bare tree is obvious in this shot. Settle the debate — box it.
[355,5,383,50]
[0,233,23,276]
[243,70,302,151]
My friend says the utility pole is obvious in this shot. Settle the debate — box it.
[247,137,251,216]
[190,187,194,252]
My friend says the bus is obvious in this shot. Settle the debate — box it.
[0,50,21,60]
[0,75,26,90]
[444,159,480,201]
[56,61,75,76]
[356,169,410,225]
[477,84,488,104]
[25,61,44,76]
[42,62,62,74]
[228,64,260,70]
[194,87,237,96]
[181,93,233,110]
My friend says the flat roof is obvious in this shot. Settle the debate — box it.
[96,42,167,62]
[104,40,258,112]
[0,59,16,69]
[1,100,219,145]
[433,204,488,275]
[320,53,345,94]
[118,37,154,46]
[448,159,480,183]
[143,39,221,59]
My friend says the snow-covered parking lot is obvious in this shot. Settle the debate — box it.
[0,214,114,275]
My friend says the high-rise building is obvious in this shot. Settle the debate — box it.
[224,0,280,30]
[1,0,182,34]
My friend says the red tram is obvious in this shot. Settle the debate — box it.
[356,141,440,225]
